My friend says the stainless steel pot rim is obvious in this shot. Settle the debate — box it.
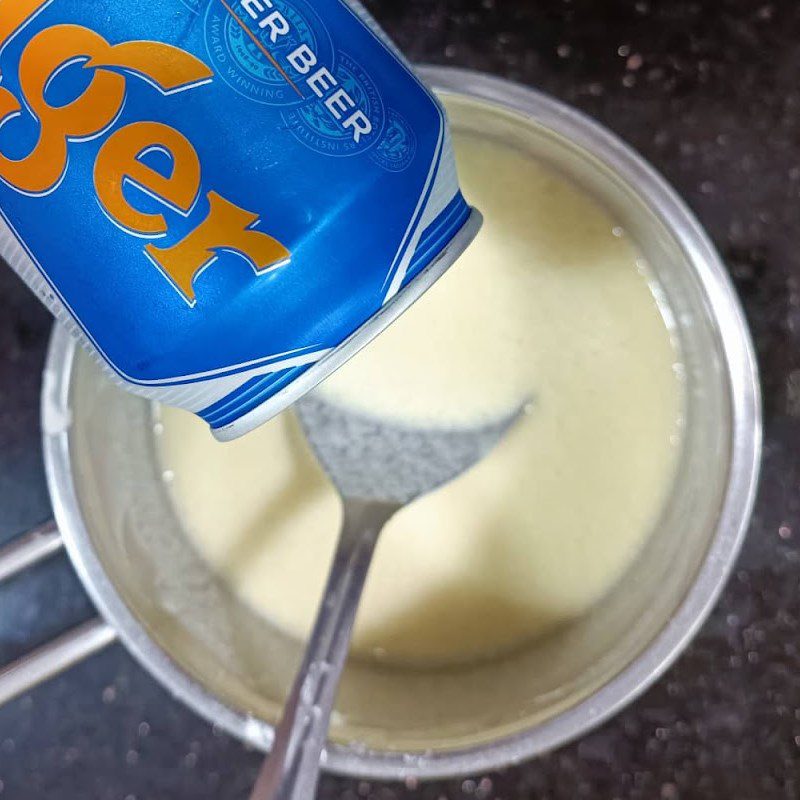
[42,66,761,780]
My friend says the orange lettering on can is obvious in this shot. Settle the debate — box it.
[0,25,127,195]
[0,0,50,52]
[0,25,212,195]
[95,122,202,237]
[145,192,291,304]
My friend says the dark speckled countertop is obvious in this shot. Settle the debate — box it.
[1,1,799,798]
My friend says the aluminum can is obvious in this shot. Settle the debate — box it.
[0,0,480,439]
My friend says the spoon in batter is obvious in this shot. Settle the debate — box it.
[249,394,524,800]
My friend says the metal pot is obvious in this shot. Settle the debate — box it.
[0,67,761,781]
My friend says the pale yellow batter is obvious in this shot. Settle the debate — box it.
[157,113,684,667]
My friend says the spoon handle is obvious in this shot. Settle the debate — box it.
[250,498,398,800]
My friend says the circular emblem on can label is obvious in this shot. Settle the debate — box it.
[280,52,384,157]
[178,0,203,13]
[370,109,416,172]
[204,0,331,106]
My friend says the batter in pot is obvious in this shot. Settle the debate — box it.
[157,105,683,667]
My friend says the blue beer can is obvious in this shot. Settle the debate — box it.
[0,0,480,439]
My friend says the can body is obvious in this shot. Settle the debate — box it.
[0,0,478,438]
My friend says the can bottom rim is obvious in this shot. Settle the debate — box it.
[211,207,483,441]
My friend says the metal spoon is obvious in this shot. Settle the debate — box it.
[249,395,523,800]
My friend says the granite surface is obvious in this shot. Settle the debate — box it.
[1,1,799,798]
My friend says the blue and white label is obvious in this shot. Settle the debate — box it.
[0,0,471,427]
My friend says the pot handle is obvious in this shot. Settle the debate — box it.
[0,521,117,706]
